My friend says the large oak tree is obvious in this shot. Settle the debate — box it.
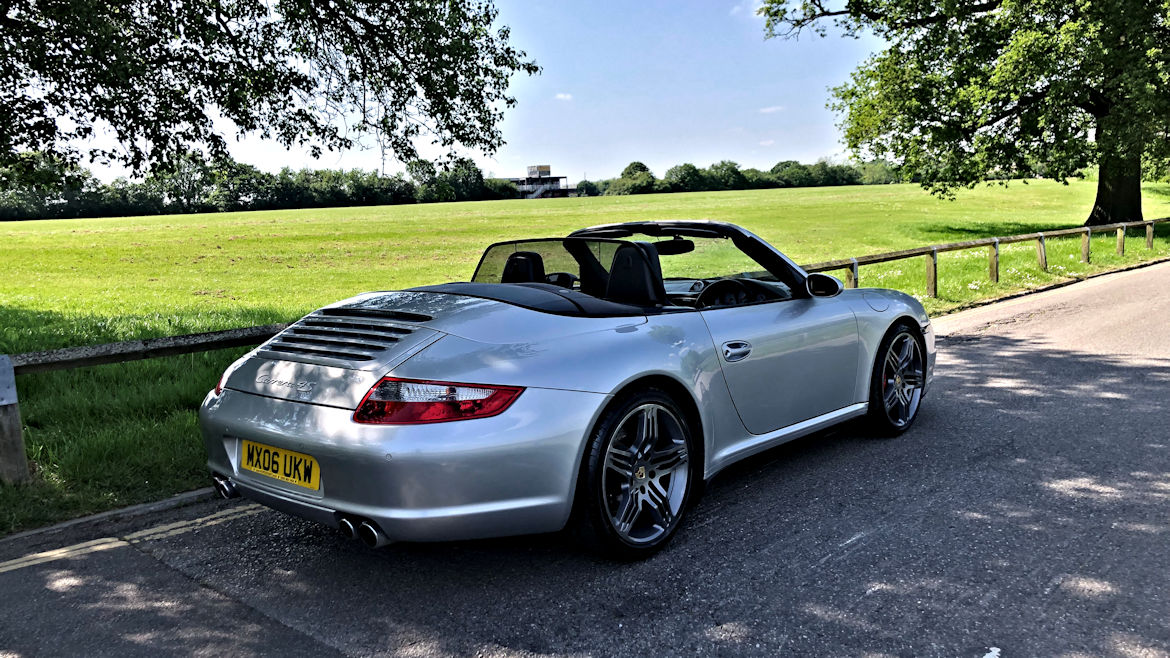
[0,0,538,177]
[761,0,1170,225]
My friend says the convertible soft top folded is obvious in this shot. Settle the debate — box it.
[410,282,647,317]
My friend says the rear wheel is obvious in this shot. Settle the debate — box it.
[867,324,927,435]
[575,389,696,560]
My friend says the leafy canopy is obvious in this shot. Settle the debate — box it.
[0,0,539,175]
[760,0,1170,196]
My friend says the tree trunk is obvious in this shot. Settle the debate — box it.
[1087,130,1143,226]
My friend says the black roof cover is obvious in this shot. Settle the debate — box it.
[409,282,646,317]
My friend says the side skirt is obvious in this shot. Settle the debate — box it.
[708,402,870,476]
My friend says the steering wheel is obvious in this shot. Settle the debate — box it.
[545,272,579,288]
[697,279,751,308]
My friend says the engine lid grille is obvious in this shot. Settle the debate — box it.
[256,308,434,367]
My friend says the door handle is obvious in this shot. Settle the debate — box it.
[722,340,752,363]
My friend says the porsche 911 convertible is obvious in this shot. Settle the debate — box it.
[200,220,934,558]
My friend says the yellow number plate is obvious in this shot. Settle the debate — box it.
[240,440,321,490]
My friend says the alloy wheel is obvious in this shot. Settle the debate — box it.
[881,331,925,428]
[600,403,690,544]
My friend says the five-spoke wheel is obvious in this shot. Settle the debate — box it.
[576,390,696,559]
[601,403,690,544]
[869,325,927,434]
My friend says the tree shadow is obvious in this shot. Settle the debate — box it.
[911,220,1074,243]
[5,332,1168,655]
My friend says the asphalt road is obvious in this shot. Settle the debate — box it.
[3,263,1170,657]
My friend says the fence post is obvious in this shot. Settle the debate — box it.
[1147,223,1155,250]
[925,248,938,298]
[845,258,859,289]
[1036,234,1048,271]
[1082,228,1092,263]
[1116,227,1126,256]
[0,356,30,485]
[989,239,1000,283]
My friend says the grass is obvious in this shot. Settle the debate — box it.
[3,179,1170,534]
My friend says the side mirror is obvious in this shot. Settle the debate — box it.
[806,272,844,298]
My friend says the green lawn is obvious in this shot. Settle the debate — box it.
[3,180,1170,534]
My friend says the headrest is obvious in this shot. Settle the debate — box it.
[501,251,546,284]
[605,242,665,308]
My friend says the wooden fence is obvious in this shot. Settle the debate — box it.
[1,216,1167,484]
[802,218,1169,296]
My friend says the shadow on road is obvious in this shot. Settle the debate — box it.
[5,333,1170,656]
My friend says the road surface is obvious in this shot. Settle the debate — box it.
[3,262,1170,657]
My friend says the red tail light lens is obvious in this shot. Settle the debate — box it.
[353,377,523,425]
[215,372,229,395]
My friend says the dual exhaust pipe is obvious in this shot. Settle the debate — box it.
[338,516,390,548]
[211,474,387,548]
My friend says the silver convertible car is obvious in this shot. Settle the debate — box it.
[201,220,934,559]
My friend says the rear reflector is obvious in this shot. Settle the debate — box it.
[353,377,523,425]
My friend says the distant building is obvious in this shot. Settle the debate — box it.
[508,165,576,198]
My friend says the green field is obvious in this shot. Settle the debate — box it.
[3,180,1170,534]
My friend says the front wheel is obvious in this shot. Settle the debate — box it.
[574,389,697,560]
[867,324,927,435]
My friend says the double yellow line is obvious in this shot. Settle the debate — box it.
[0,504,265,574]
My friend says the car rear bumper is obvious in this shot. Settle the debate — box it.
[199,386,609,542]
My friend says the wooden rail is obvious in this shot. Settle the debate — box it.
[802,218,1169,293]
[1,324,286,484]
[1,217,1167,484]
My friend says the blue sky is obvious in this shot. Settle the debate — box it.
[93,1,884,182]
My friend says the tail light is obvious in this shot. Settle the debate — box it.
[214,354,250,396]
[353,377,523,425]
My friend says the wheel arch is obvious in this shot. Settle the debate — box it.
[568,373,708,521]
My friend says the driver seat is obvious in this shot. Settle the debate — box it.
[501,251,546,284]
[605,242,666,308]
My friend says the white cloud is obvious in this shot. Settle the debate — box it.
[758,105,785,114]
[730,0,764,19]
[759,139,775,146]
[554,93,573,101]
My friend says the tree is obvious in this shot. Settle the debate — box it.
[605,172,656,195]
[761,0,1170,225]
[148,152,214,213]
[859,159,899,185]
[771,161,814,188]
[0,152,101,219]
[576,180,600,197]
[620,162,653,179]
[0,1,539,179]
[808,161,861,187]
[664,163,707,192]
[437,157,486,202]
[741,168,779,189]
[206,162,274,212]
[484,178,521,199]
[705,161,748,191]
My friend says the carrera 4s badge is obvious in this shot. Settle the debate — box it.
[256,374,316,393]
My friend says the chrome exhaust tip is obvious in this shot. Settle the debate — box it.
[211,474,239,499]
[357,520,390,548]
[338,517,357,540]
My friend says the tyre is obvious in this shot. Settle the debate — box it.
[867,322,927,436]
[574,388,697,560]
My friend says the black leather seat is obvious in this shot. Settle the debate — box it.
[605,242,666,307]
[501,251,546,284]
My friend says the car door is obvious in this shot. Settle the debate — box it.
[700,296,860,435]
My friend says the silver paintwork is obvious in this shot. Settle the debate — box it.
[200,224,936,543]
